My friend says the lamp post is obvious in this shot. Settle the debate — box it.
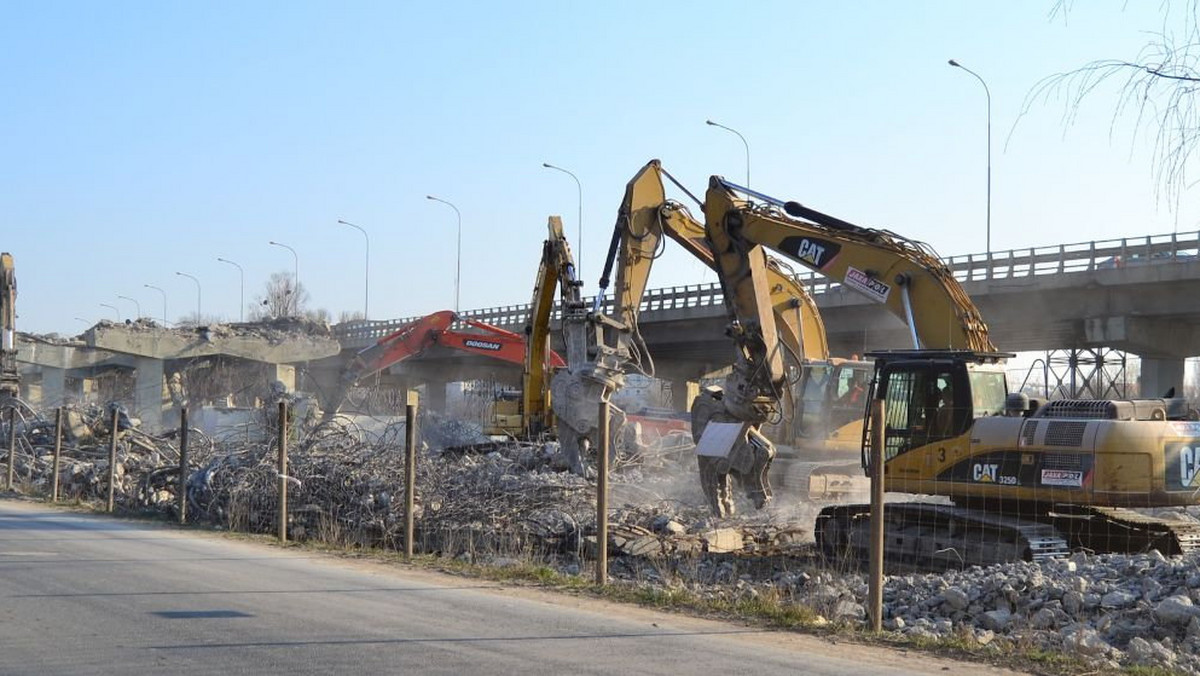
[99,303,121,322]
[268,240,299,316]
[949,58,992,256]
[143,284,168,325]
[216,257,245,322]
[268,240,298,316]
[706,119,751,188]
[116,295,141,320]
[542,163,583,276]
[175,272,202,322]
[336,219,370,319]
[426,195,462,313]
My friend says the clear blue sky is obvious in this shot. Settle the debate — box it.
[3,1,1196,334]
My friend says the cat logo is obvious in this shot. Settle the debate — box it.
[780,236,841,270]
[972,463,1000,483]
[795,239,828,267]
[1180,445,1200,488]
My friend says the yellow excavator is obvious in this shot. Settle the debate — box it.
[0,253,17,400]
[522,215,585,439]
[695,171,1200,566]
[550,160,871,492]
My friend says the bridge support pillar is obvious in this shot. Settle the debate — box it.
[669,379,699,412]
[273,364,296,392]
[1138,357,1186,399]
[133,357,165,431]
[424,381,448,412]
[38,366,68,409]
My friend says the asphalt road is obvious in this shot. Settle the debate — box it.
[0,500,1028,675]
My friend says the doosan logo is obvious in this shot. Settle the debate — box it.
[464,339,502,351]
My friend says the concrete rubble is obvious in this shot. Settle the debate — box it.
[7,402,1200,673]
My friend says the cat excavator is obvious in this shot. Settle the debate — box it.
[550,160,870,492]
[0,253,17,400]
[695,170,1200,566]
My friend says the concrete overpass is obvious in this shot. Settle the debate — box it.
[17,320,342,430]
[332,230,1200,401]
[14,230,1200,426]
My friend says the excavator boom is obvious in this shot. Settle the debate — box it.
[705,177,993,353]
[523,216,582,436]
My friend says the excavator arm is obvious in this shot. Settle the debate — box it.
[696,174,994,516]
[522,216,581,436]
[705,176,993,353]
[332,309,564,418]
[552,161,834,477]
[642,160,831,362]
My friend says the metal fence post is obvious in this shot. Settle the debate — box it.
[868,398,885,632]
[178,407,189,524]
[277,400,288,543]
[6,408,16,491]
[51,408,63,502]
[404,390,418,561]
[595,400,610,585]
[107,407,118,513]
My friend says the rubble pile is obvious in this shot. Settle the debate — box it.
[837,552,1200,674]
[4,404,195,506]
[599,519,1200,674]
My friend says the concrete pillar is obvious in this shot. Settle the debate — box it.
[273,364,296,392]
[133,357,165,431]
[1139,357,1186,399]
[424,381,448,412]
[669,378,699,412]
[39,367,67,409]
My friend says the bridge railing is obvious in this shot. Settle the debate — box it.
[334,230,1200,346]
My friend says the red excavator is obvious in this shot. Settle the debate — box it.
[334,309,566,435]
[344,310,564,383]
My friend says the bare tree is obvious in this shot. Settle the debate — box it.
[1021,2,1200,211]
[250,271,309,320]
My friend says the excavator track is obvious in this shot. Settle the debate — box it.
[1045,504,1200,556]
[816,503,1069,571]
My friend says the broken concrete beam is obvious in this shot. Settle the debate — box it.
[701,528,745,553]
[623,535,667,558]
[89,323,341,363]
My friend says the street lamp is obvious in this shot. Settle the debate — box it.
[542,163,583,277]
[949,58,992,256]
[143,284,168,325]
[426,195,462,313]
[99,303,121,322]
[706,119,751,188]
[336,219,370,319]
[268,240,299,316]
[175,272,202,322]
[116,295,141,320]
[216,257,245,322]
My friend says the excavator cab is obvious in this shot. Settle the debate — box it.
[864,350,1011,468]
[794,360,871,446]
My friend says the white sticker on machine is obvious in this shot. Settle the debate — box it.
[1041,469,1084,487]
[844,266,891,303]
